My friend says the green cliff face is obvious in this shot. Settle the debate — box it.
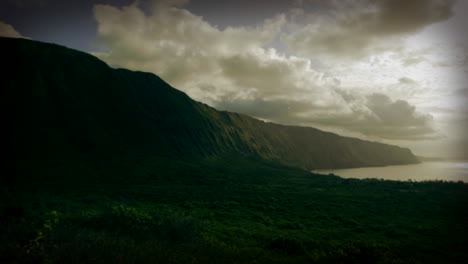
[2,37,419,169]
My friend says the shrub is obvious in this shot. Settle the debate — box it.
[267,237,304,255]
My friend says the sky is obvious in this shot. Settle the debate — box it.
[1,0,467,159]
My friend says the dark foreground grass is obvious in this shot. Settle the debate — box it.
[1,156,467,263]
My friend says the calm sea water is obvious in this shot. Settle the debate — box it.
[313,161,468,182]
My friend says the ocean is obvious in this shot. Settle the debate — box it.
[313,161,468,182]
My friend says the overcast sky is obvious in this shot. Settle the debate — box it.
[1,0,467,158]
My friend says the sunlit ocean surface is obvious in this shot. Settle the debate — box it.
[313,161,468,182]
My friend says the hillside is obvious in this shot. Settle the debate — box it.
[1,37,418,169]
[2,37,467,264]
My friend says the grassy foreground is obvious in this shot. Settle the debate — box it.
[1,156,467,263]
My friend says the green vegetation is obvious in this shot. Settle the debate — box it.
[1,37,465,263]
[2,156,467,263]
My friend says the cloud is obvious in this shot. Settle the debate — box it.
[397,48,431,66]
[93,1,285,87]
[216,91,436,140]
[363,93,434,139]
[284,0,455,59]
[0,22,29,39]
[302,93,436,141]
[92,0,438,141]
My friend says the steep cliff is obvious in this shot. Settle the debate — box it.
[1,37,419,169]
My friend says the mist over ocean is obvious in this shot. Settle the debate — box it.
[314,161,468,182]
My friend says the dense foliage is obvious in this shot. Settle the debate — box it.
[2,156,467,263]
[1,37,465,264]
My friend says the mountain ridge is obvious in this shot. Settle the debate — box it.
[1,37,419,169]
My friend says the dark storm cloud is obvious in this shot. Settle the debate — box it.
[376,0,454,34]
[285,0,456,58]
[185,0,295,29]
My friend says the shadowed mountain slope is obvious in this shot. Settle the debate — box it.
[1,37,419,169]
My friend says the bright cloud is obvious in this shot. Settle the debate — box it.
[0,22,29,39]
[92,0,462,149]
